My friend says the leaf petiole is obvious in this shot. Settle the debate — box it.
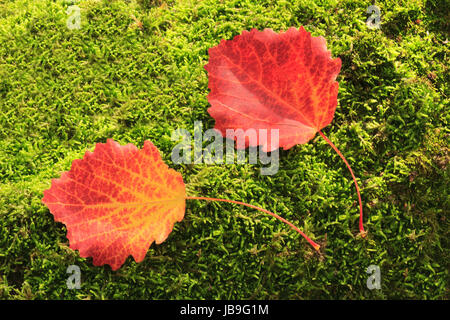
[318,130,366,237]
[185,196,321,251]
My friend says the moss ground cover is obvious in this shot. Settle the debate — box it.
[0,0,448,299]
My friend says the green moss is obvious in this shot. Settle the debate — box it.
[0,0,448,299]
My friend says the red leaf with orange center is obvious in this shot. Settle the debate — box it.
[42,139,186,270]
[42,139,323,270]
[205,27,342,152]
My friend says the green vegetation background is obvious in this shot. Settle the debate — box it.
[0,0,448,299]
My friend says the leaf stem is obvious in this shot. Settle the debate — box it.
[185,196,320,251]
[318,130,366,237]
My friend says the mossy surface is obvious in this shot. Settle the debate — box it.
[0,0,448,299]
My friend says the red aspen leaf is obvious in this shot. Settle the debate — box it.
[205,27,366,236]
[42,139,186,270]
[204,27,342,152]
